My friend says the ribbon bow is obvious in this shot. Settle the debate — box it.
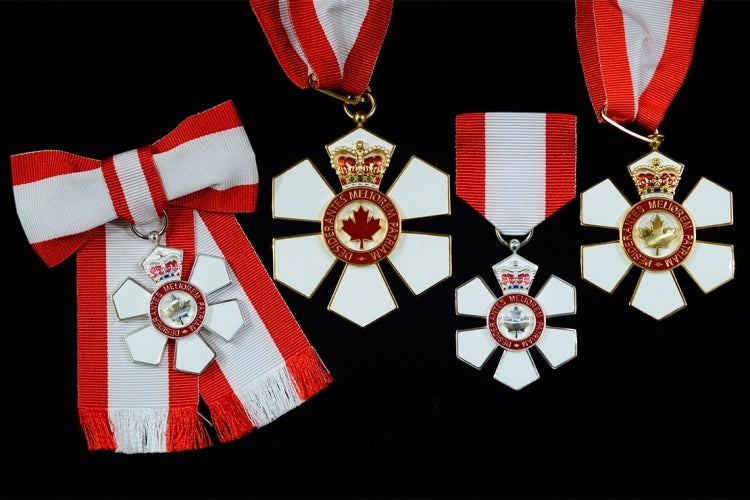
[10,101,332,454]
[12,100,258,267]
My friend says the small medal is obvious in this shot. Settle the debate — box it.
[272,94,451,327]
[113,213,244,374]
[456,231,577,390]
[455,112,578,389]
[580,129,734,320]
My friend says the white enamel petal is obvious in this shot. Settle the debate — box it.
[682,178,733,228]
[388,232,451,295]
[630,270,686,320]
[456,277,497,317]
[387,157,450,220]
[189,255,231,295]
[126,325,168,366]
[535,275,576,317]
[273,234,337,297]
[273,159,335,221]
[203,299,244,341]
[682,241,735,293]
[456,327,498,368]
[174,334,215,375]
[112,279,151,320]
[494,350,539,390]
[580,179,631,228]
[329,264,396,327]
[536,327,577,368]
[581,242,633,293]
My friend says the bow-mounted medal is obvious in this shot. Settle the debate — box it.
[113,213,244,375]
[11,101,332,453]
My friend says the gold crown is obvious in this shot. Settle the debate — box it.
[330,140,390,189]
[628,151,684,199]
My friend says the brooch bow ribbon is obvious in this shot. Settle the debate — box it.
[11,101,331,454]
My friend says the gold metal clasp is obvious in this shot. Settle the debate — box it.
[308,74,376,127]
[601,106,665,150]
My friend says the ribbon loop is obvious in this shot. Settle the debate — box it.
[101,146,168,226]
[11,100,259,267]
[576,0,703,131]
[250,0,393,97]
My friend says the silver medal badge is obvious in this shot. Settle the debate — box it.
[112,213,244,374]
[455,231,577,390]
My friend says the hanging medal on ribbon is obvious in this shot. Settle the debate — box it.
[11,101,332,454]
[576,0,734,320]
[455,112,578,390]
[250,0,452,328]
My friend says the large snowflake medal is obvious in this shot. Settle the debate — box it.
[455,251,577,390]
[272,127,451,327]
[113,245,244,374]
[581,149,734,320]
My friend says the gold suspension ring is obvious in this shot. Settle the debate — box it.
[308,74,376,126]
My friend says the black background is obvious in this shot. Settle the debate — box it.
[3,1,747,499]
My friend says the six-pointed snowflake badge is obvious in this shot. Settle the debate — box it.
[272,127,451,327]
[112,245,244,374]
[455,253,577,390]
[580,149,734,320]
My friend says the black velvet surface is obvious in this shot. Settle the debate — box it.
[3,1,747,498]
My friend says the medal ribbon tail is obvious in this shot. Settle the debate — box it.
[197,211,333,444]
[77,208,209,453]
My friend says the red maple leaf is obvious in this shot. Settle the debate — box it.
[341,205,381,249]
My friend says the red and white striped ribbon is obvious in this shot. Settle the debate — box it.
[249,0,393,97]
[576,0,703,132]
[12,101,258,267]
[456,112,577,237]
[12,101,332,453]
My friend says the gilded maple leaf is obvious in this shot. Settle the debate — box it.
[342,205,381,249]
[637,214,678,256]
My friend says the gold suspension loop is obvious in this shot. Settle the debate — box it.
[601,106,665,150]
[308,74,364,105]
[343,91,376,127]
